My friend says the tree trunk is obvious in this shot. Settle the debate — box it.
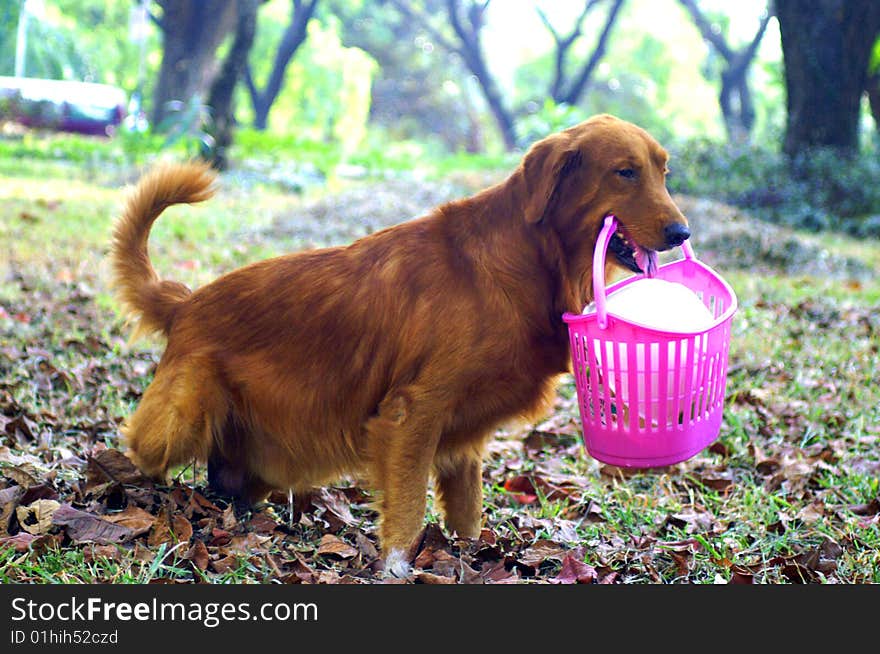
[719,67,756,143]
[384,0,517,150]
[205,0,260,170]
[679,0,770,144]
[456,38,517,151]
[776,0,880,156]
[444,0,517,150]
[245,0,319,131]
[151,0,238,128]
[559,0,625,106]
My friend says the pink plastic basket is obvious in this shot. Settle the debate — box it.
[563,215,737,468]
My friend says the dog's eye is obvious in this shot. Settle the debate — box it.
[615,168,636,180]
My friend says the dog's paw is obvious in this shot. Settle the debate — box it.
[383,549,413,579]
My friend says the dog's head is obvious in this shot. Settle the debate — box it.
[519,114,688,280]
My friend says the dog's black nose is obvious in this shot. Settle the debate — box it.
[664,223,690,248]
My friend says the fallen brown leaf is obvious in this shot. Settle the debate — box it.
[414,546,437,569]
[849,498,880,516]
[317,534,358,559]
[224,532,271,555]
[84,544,122,563]
[459,560,483,584]
[0,532,59,554]
[698,469,735,492]
[796,538,843,576]
[104,505,156,537]
[480,560,519,583]
[282,551,317,584]
[210,528,232,546]
[85,447,152,489]
[52,504,134,544]
[183,540,210,571]
[415,571,457,584]
[520,539,567,568]
[728,569,754,584]
[550,554,597,584]
[16,499,61,535]
[19,483,59,504]
[211,554,240,574]
[664,507,720,534]
[246,511,279,535]
[172,487,222,519]
[310,487,357,531]
[0,485,25,535]
[221,506,238,531]
[796,502,826,524]
[0,532,40,553]
[425,549,460,578]
[148,512,193,547]
[1,463,39,488]
[316,569,341,584]
[353,531,379,561]
[132,542,155,562]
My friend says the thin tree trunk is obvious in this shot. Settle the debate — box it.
[206,0,260,170]
[679,0,770,143]
[559,0,626,106]
[536,1,601,105]
[386,0,516,151]
[445,0,517,150]
[454,38,517,150]
[245,0,319,131]
[720,67,756,143]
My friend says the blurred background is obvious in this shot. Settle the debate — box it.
[1,0,879,236]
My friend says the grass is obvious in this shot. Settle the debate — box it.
[1,155,879,584]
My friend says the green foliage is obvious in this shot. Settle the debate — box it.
[871,36,880,74]
[0,130,120,164]
[668,139,880,237]
[516,99,588,146]
[512,4,729,145]
[0,0,155,92]
[156,95,215,159]
[0,125,196,171]
[231,126,514,182]
[0,1,83,79]
[233,128,340,170]
[581,32,683,144]
[332,0,488,152]
[241,5,376,152]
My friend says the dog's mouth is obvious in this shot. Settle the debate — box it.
[608,222,658,276]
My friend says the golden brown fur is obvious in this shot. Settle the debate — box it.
[110,114,687,573]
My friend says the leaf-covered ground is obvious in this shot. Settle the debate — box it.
[1,166,878,583]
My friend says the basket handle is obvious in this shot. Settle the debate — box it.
[592,214,696,329]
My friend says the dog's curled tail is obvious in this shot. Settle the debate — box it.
[111,160,216,340]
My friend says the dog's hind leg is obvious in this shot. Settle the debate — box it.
[207,414,274,506]
[207,452,274,508]
[123,358,223,480]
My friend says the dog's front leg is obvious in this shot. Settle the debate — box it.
[434,453,483,539]
[365,392,442,579]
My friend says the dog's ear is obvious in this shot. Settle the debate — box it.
[521,134,583,224]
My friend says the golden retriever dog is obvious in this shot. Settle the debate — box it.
[110,114,689,577]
